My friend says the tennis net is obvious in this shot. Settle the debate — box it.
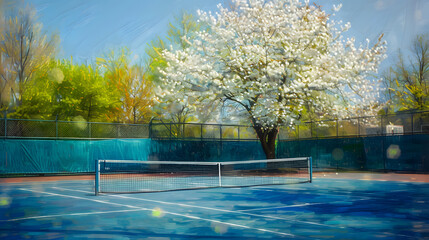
[95,157,312,194]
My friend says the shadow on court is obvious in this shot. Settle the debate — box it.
[0,174,428,239]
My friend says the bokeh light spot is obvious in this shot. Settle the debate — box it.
[211,222,228,234]
[332,148,344,161]
[0,197,10,206]
[72,116,87,130]
[152,207,165,218]
[387,144,401,159]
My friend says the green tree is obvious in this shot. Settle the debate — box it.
[0,5,58,110]
[12,60,57,119]
[383,34,429,111]
[97,48,154,123]
[15,58,120,121]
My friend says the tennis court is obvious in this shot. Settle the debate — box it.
[1,172,428,239]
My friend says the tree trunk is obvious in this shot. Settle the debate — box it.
[254,126,278,159]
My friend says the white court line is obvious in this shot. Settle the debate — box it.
[12,188,295,238]
[237,198,372,212]
[238,203,319,211]
[252,187,373,201]
[2,209,143,222]
[53,187,343,228]
[0,180,93,186]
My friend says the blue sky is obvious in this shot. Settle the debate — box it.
[5,0,429,71]
[6,0,228,63]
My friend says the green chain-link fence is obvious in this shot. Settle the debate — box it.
[278,111,429,140]
[0,111,428,140]
[0,118,149,139]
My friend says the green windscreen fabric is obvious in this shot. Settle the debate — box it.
[0,139,151,174]
[0,139,265,174]
[278,134,429,172]
[364,135,429,171]
[2,135,427,174]
[149,140,266,162]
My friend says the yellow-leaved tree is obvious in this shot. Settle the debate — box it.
[98,48,154,124]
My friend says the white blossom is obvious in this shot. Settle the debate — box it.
[159,0,387,129]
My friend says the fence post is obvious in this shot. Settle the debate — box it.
[88,122,92,138]
[297,125,300,139]
[220,124,222,141]
[3,111,6,137]
[382,137,386,172]
[55,115,58,138]
[148,118,153,139]
[358,117,361,137]
[411,113,414,134]
[238,126,240,140]
[336,119,339,137]
[182,123,185,140]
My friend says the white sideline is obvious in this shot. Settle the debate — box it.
[53,186,343,228]
[12,187,296,237]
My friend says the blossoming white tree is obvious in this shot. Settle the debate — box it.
[159,0,387,159]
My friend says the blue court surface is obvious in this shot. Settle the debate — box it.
[1,176,429,239]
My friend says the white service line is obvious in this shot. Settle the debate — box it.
[238,198,372,212]
[53,187,343,228]
[252,187,372,201]
[13,187,295,238]
[238,203,319,211]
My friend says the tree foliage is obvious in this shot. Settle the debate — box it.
[97,48,154,123]
[15,59,120,121]
[159,0,386,158]
[0,5,58,110]
[383,34,429,112]
[147,12,203,123]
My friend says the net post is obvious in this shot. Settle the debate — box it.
[95,159,100,195]
[308,157,313,183]
[218,163,222,187]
